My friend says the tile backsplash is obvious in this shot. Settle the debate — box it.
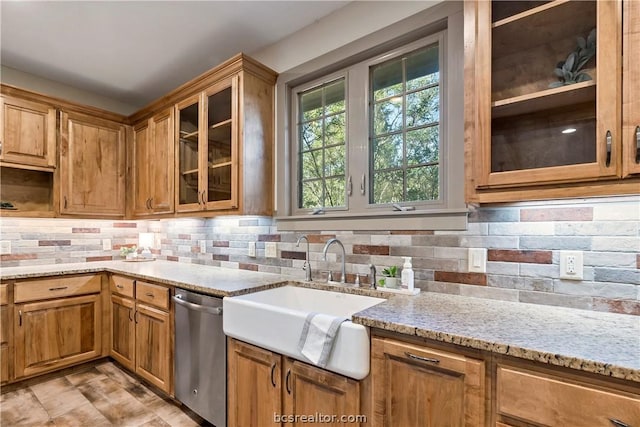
[1,196,638,315]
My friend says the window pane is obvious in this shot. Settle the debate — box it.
[301,88,323,122]
[406,44,439,91]
[374,99,403,135]
[373,169,403,204]
[301,180,323,208]
[325,113,346,146]
[406,165,439,201]
[372,60,403,101]
[325,144,345,177]
[373,134,403,170]
[325,177,345,207]
[407,126,439,166]
[301,150,323,180]
[325,80,346,114]
[406,86,439,128]
[300,120,323,151]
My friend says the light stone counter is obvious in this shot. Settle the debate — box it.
[2,261,639,382]
[353,292,640,383]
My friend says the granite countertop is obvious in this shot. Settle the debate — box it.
[353,292,640,383]
[2,261,639,383]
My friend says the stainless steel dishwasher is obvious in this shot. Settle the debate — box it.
[174,289,225,427]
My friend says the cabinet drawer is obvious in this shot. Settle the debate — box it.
[110,275,135,298]
[0,284,8,305]
[497,366,640,427]
[136,281,169,310]
[15,275,101,303]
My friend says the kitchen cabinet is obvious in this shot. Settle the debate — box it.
[13,275,102,379]
[370,337,485,427]
[227,338,362,427]
[1,283,11,384]
[132,108,174,216]
[464,0,640,203]
[109,275,172,394]
[172,55,276,216]
[496,365,640,426]
[623,0,640,177]
[60,110,126,216]
[0,95,56,170]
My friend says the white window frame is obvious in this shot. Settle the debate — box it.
[275,2,468,231]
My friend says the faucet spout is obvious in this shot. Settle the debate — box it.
[322,238,346,284]
[296,235,312,282]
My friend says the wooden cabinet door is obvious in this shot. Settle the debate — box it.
[14,294,101,379]
[623,0,640,176]
[132,120,152,216]
[371,337,485,427]
[283,358,361,427]
[135,303,170,393]
[149,109,174,214]
[0,96,56,169]
[60,111,125,216]
[227,338,282,427]
[175,94,204,212]
[111,294,135,371]
[1,283,10,384]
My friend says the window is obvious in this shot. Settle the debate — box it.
[276,2,467,230]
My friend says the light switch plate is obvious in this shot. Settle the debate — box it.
[0,241,11,255]
[265,242,277,258]
[248,241,256,258]
[559,250,583,280]
[102,239,112,251]
[468,248,487,273]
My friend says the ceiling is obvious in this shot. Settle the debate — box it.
[0,1,349,112]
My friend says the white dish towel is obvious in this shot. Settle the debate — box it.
[297,312,347,368]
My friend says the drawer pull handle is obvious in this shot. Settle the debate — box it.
[128,309,133,322]
[610,419,630,427]
[605,130,612,167]
[49,286,68,291]
[145,292,154,297]
[405,352,440,365]
[285,369,292,395]
[18,310,22,327]
[270,363,277,387]
[134,310,139,324]
[116,284,124,289]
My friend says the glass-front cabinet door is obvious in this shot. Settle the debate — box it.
[475,0,621,188]
[204,76,238,210]
[176,94,202,212]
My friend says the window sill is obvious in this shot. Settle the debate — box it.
[275,208,469,231]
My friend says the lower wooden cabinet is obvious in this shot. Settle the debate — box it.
[227,338,363,427]
[1,283,11,384]
[496,365,640,427]
[371,337,485,427]
[14,293,101,378]
[109,275,172,395]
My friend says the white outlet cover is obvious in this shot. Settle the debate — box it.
[468,248,487,273]
[559,250,584,280]
[265,242,277,258]
[0,241,11,255]
[102,239,112,251]
[248,241,256,258]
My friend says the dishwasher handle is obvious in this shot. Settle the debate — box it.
[173,295,223,315]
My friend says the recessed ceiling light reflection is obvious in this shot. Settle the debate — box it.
[562,128,577,134]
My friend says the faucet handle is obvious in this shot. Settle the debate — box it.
[326,270,334,282]
[355,274,360,286]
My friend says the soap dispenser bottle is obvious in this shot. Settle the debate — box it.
[401,256,414,291]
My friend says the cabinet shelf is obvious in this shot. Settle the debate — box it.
[492,80,596,118]
[181,168,199,176]
[209,160,232,169]
[180,130,199,140]
[210,119,232,129]
[492,0,569,28]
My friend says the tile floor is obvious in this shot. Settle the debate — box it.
[0,361,211,426]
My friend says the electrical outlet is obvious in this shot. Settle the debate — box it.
[560,250,583,280]
[102,239,112,251]
[265,242,277,258]
[0,241,11,255]
[200,240,207,253]
[468,248,487,273]
[248,241,256,258]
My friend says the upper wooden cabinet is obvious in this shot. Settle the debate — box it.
[623,0,640,177]
[465,0,639,203]
[0,95,56,170]
[132,108,174,216]
[60,110,126,216]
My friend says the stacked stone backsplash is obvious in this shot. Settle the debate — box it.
[1,196,638,315]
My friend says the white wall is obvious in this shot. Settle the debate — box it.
[1,65,137,115]
[250,1,442,73]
